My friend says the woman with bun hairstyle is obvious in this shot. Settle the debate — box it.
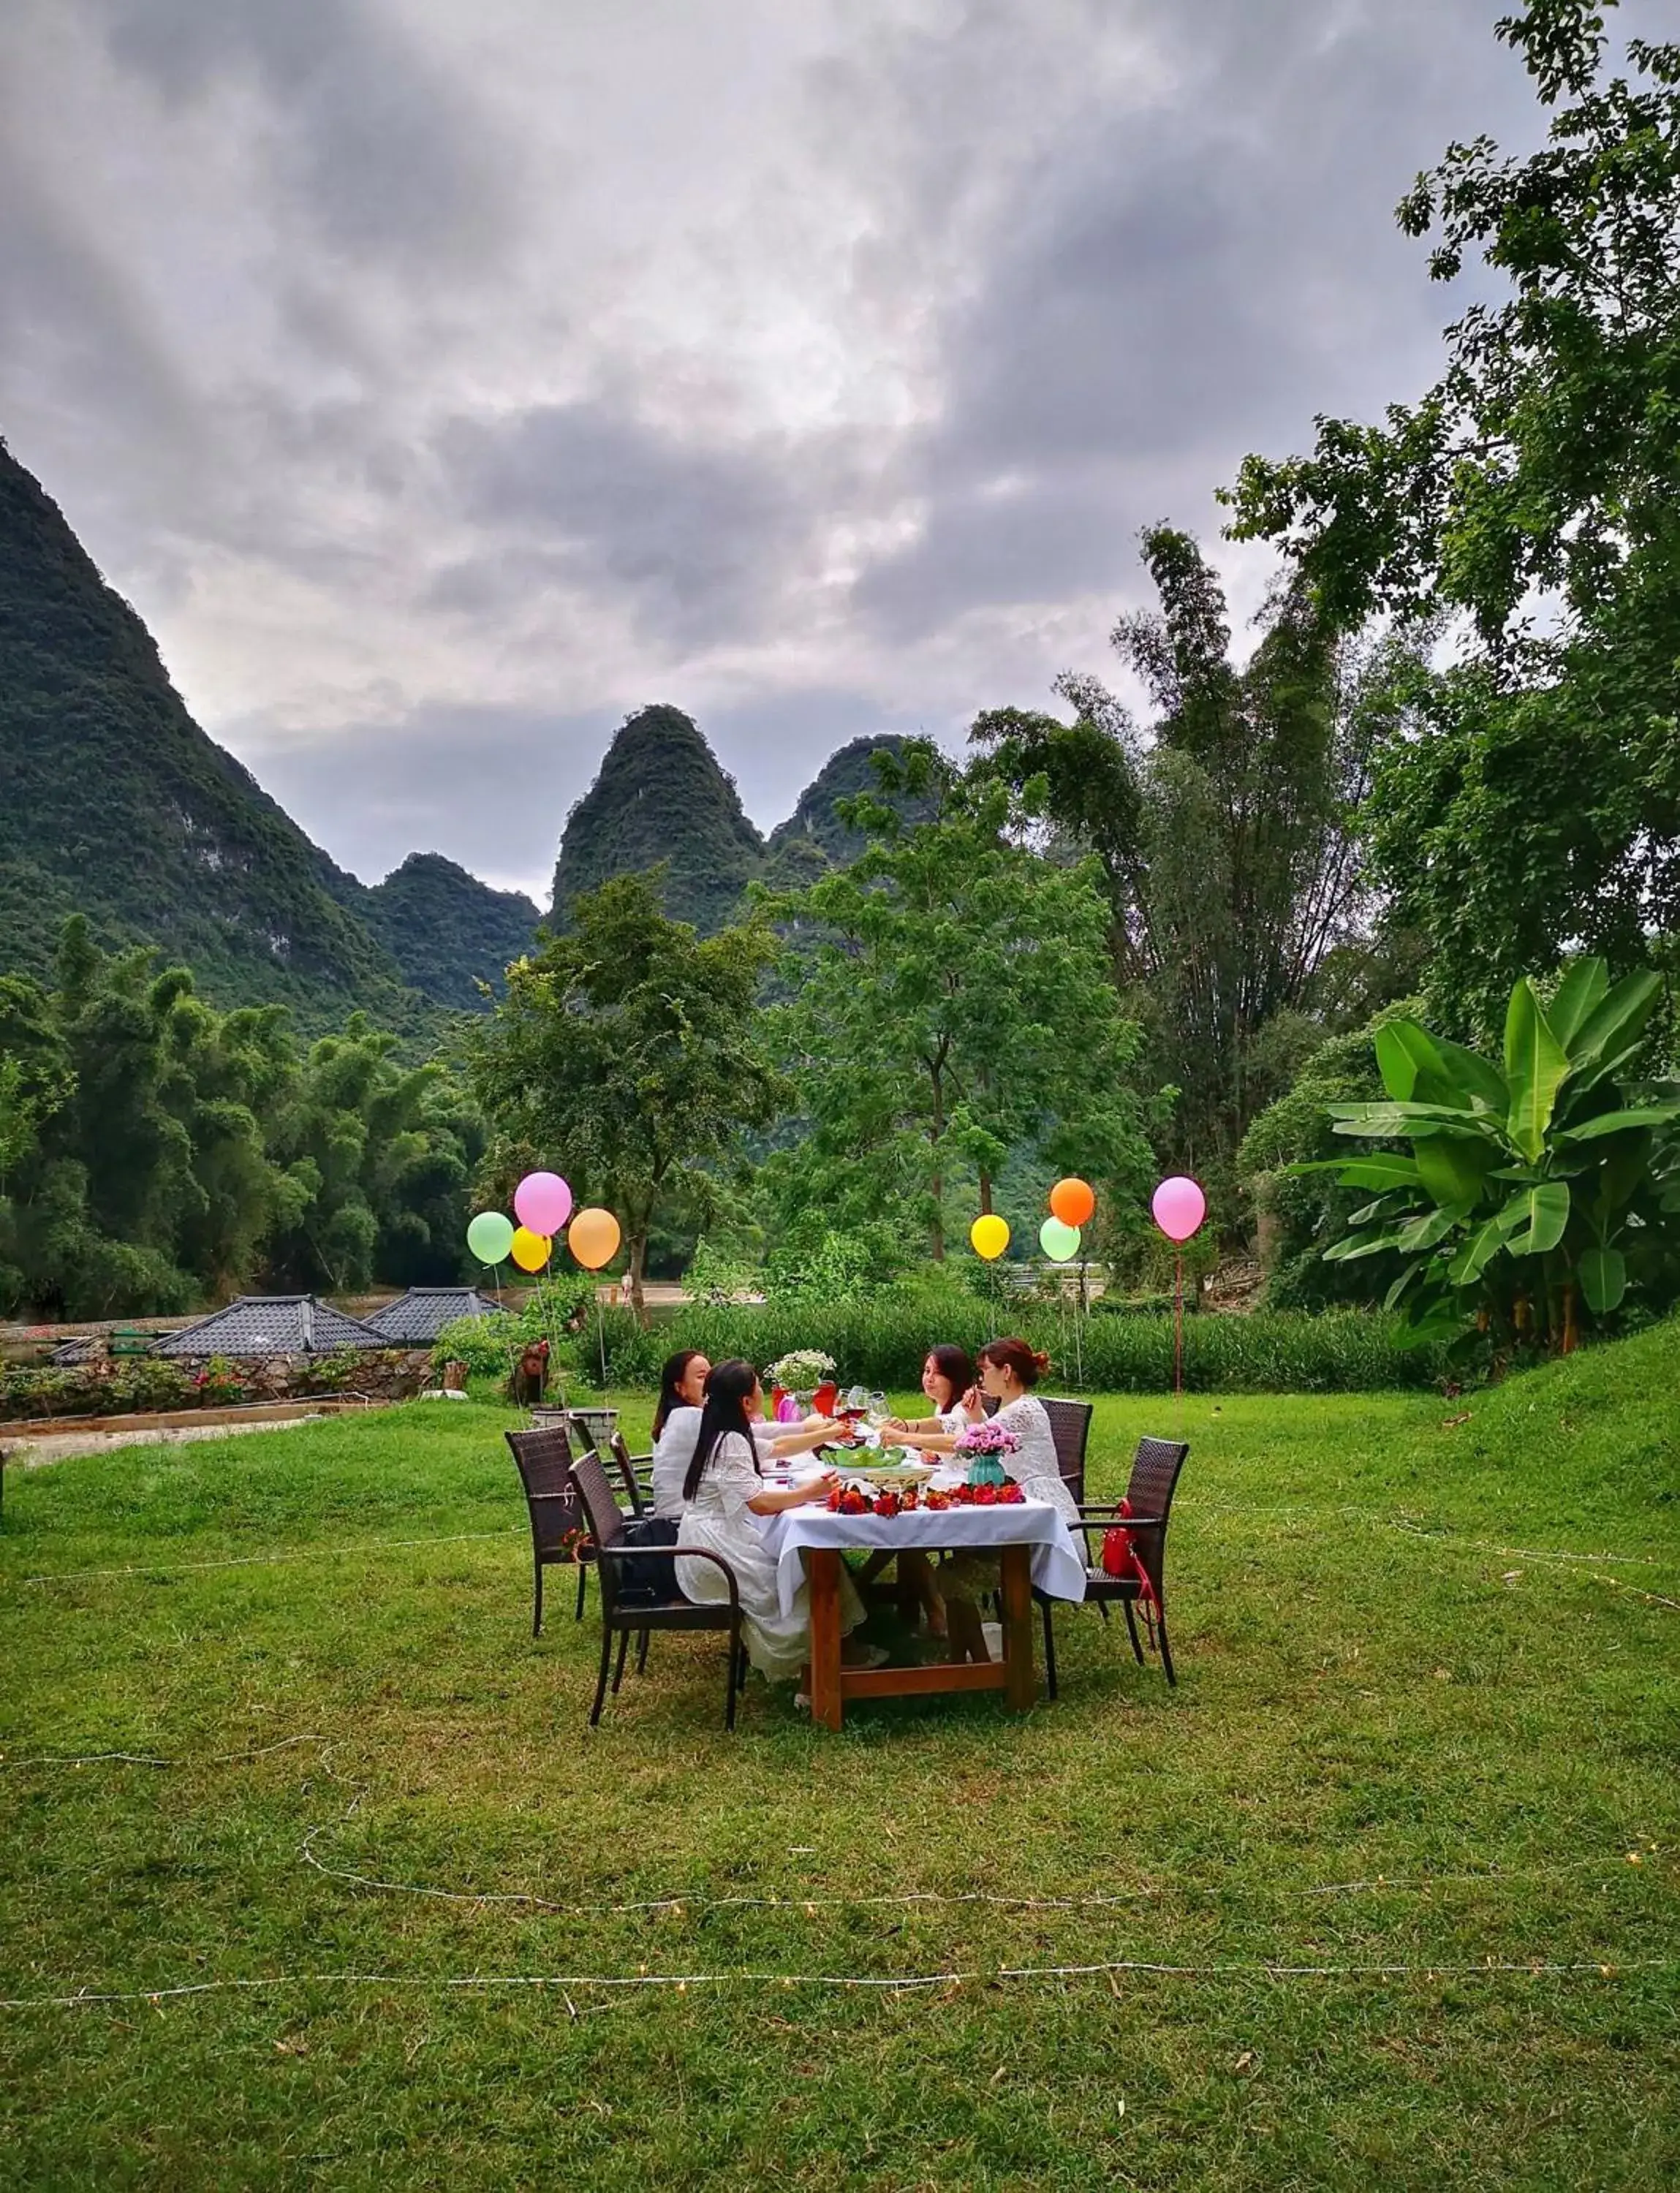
[890,1338,1074,1520]
[894,1338,1076,1662]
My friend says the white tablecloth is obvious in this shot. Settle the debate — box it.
[760,1499,1089,1621]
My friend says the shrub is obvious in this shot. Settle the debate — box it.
[598,1298,1449,1394]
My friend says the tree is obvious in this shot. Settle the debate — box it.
[972,529,1410,1202]
[1297,959,1680,1356]
[263,1018,478,1295]
[760,759,1157,1262]
[464,872,784,1316]
[0,917,478,1316]
[1223,1,1680,1028]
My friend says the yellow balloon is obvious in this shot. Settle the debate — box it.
[511,1226,551,1273]
[969,1213,1010,1261]
[567,1206,622,1271]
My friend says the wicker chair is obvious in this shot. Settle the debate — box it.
[1039,1397,1094,1505]
[610,1430,657,1515]
[570,1449,748,1730]
[504,1424,589,1634]
[1037,1436,1190,1695]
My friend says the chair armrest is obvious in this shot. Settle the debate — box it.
[660,1544,742,1613]
[1074,1505,1163,1527]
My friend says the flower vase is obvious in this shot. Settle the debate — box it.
[966,1452,1009,1490]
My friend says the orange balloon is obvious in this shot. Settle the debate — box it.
[511,1226,551,1273]
[567,1206,622,1270]
[1049,1176,1096,1227]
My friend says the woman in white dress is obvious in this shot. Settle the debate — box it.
[676,1360,871,1687]
[869,1345,981,1632]
[649,1350,835,1520]
[891,1338,1076,1662]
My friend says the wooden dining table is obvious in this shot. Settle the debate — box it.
[762,1497,1089,1732]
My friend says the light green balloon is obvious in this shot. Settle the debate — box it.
[466,1210,515,1265]
[1040,1216,1082,1262]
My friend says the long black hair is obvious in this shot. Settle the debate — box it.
[653,1349,706,1439]
[682,1358,761,1503]
[924,1344,975,1409]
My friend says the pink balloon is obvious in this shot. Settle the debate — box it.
[1151,1175,1206,1243]
[514,1170,573,1237]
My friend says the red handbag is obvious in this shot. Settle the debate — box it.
[1100,1498,1160,1630]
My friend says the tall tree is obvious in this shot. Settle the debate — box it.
[972,529,1404,1199]
[1223,0,1680,1033]
[465,872,784,1314]
[760,759,1157,1261]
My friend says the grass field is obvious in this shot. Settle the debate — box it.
[3,1327,1679,2190]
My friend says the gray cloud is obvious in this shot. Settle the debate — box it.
[3,0,1660,896]
[80,0,514,267]
[434,401,840,648]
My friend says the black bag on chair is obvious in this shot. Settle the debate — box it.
[615,1515,680,1601]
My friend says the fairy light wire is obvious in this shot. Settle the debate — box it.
[3,1953,1672,2015]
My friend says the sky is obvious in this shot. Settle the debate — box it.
[0,0,1634,903]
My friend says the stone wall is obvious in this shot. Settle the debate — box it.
[0,1349,434,1424]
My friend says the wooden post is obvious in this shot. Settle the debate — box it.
[807,1548,844,1730]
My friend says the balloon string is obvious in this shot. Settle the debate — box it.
[1174,1251,1184,1431]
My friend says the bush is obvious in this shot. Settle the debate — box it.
[597,1298,1450,1394]
[431,1301,584,1390]
[0,1357,199,1422]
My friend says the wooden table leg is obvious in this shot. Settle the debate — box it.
[999,1544,1035,1711]
[808,1548,844,1731]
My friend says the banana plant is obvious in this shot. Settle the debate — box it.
[1293,961,1680,1355]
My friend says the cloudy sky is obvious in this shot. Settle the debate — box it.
[0,0,1638,901]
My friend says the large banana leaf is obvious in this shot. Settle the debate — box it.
[1322,1226,1413,1262]
[1374,1021,1423,1101]
[1415,1131,1499,1207]
[1555,1103,1680,1143]
[1503,981,1570,1161]
[1290,1156,1423,1187]
[1328,1101,1504,1139]
[1447,1201,1526,1284]
[1567,969,1663,1076]
[1505,1179,1570,1256]
[1545,958,1611,1047]
[1418,1034,1509,1113]
[1578,1246,1627,1314]
[1395,1204,1467,1253]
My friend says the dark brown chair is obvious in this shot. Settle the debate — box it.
[505,1424,586,1633]
[570,1450,748,1730]
[1040,1397,1094,1505]
[610,1431,656,1515]
[1037,1436,1190,1696]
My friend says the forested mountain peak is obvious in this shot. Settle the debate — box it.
[363,853,539,1011]
[0,438,420,1031]
[766,734,936,866]
[550,703,765,934]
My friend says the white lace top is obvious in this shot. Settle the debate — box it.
[990,1395,1078,1522]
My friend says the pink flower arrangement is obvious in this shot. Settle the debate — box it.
[954,1420,1021,1458]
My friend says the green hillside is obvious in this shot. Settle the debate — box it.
[550,703,765,933]
[553,720,945,930]
[763,732,934,867]
[0,439,422,1030]
[363,853,538,1010]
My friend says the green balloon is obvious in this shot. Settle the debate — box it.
[466,1210,515,1265]
[1040,1216,1082,1262]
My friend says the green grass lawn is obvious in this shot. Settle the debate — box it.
[3,1328,1679,2191]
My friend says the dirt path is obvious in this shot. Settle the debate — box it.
[1,1414,328,1469]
